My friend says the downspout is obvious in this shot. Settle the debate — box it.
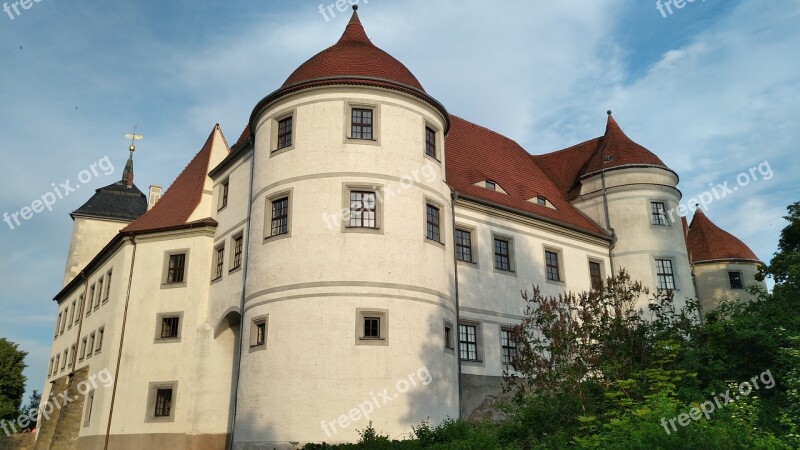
[68,272,90,374]
[450,189,463,419]
[601,169,617,275]
[228,138,256,449]
[104,236,137,450]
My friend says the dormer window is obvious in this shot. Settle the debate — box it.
[536,197,547,206]
[485,180,496,191]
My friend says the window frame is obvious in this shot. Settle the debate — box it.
[95,327,104,354]
[544,247,565,284]
[728,271,744,290]
[213,243,225,281]
[269,109,296,156]
[344,102,381,145]
[589,259,604,291]
[218,178,229,211]
[500,327,517,365]
[458,322,481,362]
[350,108,374,140]
[355,308,388,346]
[655,258,677,291]
[424,124,440,161]
[83,390,94,427]
[103,269,112,303]
[455,227,475,263]
[154,312,183,343]
[264,190,292,241]
[650,200,670,227]
[342,183,384,234]
[230,232,244,272]
[161,249,190,288]
[276,115,293,150]
[492,234,515,274]
[424,200,444,245]
[145,381,178,423]
[444,320,455,353]
[249,314,269,352]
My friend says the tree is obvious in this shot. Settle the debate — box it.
[21,391,41,431]
[0,338,27,422]
[758,201,800,294]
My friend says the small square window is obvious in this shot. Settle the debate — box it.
[231,234,243,270]
[537,197,547,206]
[363,317,380,339]
[167,254,186,284]
[425,126,437,159]
[270,197,289,237]
[651,202,669,226]
[426,204,441,242]
[146,382,178,422]
[356,309,388,345]
[351,108,373,140]
[728,271,744,289]
[160,317,180,339]
[455,229,473,262]
[277,116,293,149]
[485,180,496,191]
[494,238,512,272]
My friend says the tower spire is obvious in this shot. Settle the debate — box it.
[123,126,143,188]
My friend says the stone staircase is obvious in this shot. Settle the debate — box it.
[34,368,88,450]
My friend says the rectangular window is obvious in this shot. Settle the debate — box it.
[48,358,54,376]
[83,390,94,427]
[104,270,112,301]
[459,324,478,361]
[444,322,454,350]
[277,116,293,149]
[651,201,668,226]
[68,345,75,367]
[255,321,266,346]
[356,309,388,345]
[61,350,67,370]
[729,271,744,289]
[425,126,437,158]
[214,245,224,280]
[494,238,511,271]
[77,295,84,323]
[589,261,603,291]
[69,301,76,328]
[270,197,289,236]
[232,235,243,270]
[501,329,517,364]
[485,180,496,191]
[80,337,87,361]
[455,229,473,262]
[537,197,547,206]
[161,317,180,339]
[351,108,373,140]
[167,254,186,284]
[90,284,98,309]
[86,334,94,359]
[97,278,104,307]
[154,389,173,418]
[363,317,381,339]
[545,250,561,281]
[220,179,229,209]
[349,191,377,228]
[655,259,676,290]
[426,204,441,242]
[54,354,60,373]
[55,312,62,338]
[96,327,104,353]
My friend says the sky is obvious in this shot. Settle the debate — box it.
[1,0,798,401]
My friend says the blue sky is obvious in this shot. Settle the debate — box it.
[1,0,798,400]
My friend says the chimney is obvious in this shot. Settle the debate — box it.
[148,185,162,210]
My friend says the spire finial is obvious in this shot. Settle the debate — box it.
[122,126,142,188]
[353,4,358,11]
[607,110,612,116]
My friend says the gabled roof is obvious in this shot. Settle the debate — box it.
[122,125,223,233]
[445,116,609,237]
[283,9,424,92]
[71,181,147,222]
[687,209,760,263]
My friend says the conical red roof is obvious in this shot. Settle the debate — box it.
[687,209,760,263]
[581,113,668,177]
[282,10,424,91]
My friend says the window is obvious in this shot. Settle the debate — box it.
[86,334,94,359]
[69,301,76,328]
[60,311,67,335]
[214,245,224,280]
[425,126,437,159]
[104,270,112,301]
[97,278,104,307]
[48,358,53,376]
[426,204,441,242]
[485,180,496,191]
[219,179,229,210]
[90,284,98,309]
[55,312,62,338]
[85,293,92,317]
[231,234,243,270]
[455,229,473,262]
[729,271,744,289]
[54,354,60,373]
[444,322,454,350]
[537,197,547,206]
[351,108,373,140]
[80,337,87,361]
[494,238,512,271]
[276,116,293,149]
[270,197,289,237]
[349,191,377,228]
[76,295,84,323]
[589,261,603,291]
[68,345,75,367]
[356,309,388,345]
[253,320,266,347]
[651,201,668,226]
[166,253,186,284]
[83,390,94,427]
[160,317,180,339]
[545,250,561,282]
[459,324,478,361]
[501,328,517,364]
[61,350,67,370]
[154,388,173,417]
[655,259,676,290]
[96,327,104,354]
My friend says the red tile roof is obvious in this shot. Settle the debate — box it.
[581,114,668,176]
[122,125,222,233]
[282,10,424,92]
[445,116,608,237]
[687,209,760,263]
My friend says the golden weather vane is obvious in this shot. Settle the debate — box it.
[124,125,143,152]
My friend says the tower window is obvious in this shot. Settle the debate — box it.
[728,271,744,289]
[351,108,373,140]
[277,116,293,149]
[426,204,441,242]
[425,126,437,159]
[270,197,289,236]
[363,317,381,339]
[651,202,669,226]
[655,259,676,290]
[349,191,377,228]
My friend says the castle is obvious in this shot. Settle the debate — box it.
[36,7,765,449]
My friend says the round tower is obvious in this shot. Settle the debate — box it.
[687,209,765,311]
[234,8,457,447]
[572,112,694,305]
